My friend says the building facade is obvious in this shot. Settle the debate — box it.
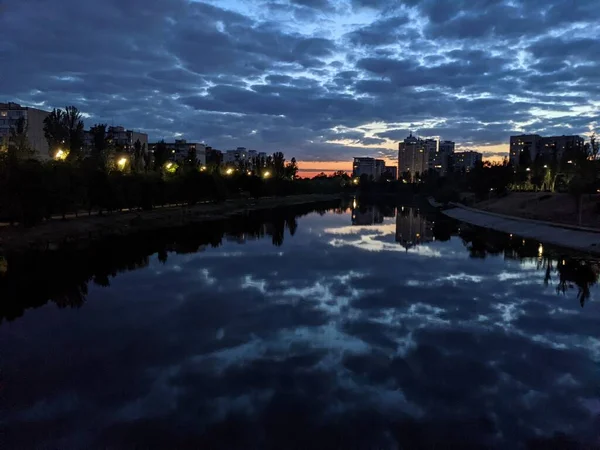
[509,134,584,167]
[452,151,482,172]
[398,134,429,181]
[85,126,148,154]
[432,140,455,175]
[0,102,50,159]
[352,157,385,180]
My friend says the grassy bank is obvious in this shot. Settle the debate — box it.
[474,192,600,229]
[0,194,342,254]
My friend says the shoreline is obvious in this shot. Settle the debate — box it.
[0,194,342,254]
[443,204,600,256]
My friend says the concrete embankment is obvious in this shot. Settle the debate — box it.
[443,204,600,255]
[0,194,342,254]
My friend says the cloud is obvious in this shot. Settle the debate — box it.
[0,0,598,165]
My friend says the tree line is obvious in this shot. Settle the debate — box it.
[0,106,341,226]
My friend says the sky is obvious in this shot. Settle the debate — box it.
[1,0,599,176]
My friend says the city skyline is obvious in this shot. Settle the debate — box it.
[1,0,598,176]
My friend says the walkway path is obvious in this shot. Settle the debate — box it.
[443,205,600,255]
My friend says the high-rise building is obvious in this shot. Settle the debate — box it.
[509,134,542,166]
[509,134,584,167]
[452,151,482,172]
[0,102,50,159]
[352,157,385,180]
[539,135,585,162]
[398,134,430,182]
[430,140,455,175]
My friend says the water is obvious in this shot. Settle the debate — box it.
[2,201,600,449]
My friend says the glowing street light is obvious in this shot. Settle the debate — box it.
[263,171,271,178]
[526,167,531,172]
[117,157,128,170]
[54,149,67,161]
[226,168,234,175]
[200,166,206,172]
[353,178,359,185]
[166,162,173,169]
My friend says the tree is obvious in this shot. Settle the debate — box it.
[284,157,298,180]
[89,124,111,170]
[43,106,85,161]
[272,151,285,178]
[64,106,85,162]
[43,108,66,158]
[7,117,34,162]
[153,140,169,171]
[133,139,145,173]
[184,144,197,169]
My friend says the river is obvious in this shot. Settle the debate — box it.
[2,200,600,449]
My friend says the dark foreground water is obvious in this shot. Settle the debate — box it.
[2,201,600,449]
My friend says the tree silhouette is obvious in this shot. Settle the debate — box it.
[153,140,169,171]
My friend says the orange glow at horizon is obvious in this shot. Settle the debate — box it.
[297,146,508,178]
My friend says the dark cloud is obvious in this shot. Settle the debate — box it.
[0,0,598,162]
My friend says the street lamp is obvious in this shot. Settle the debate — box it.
[526,167,531,172]
[54,149,67,161]
[226,168,234,175]
[117,157,128,170]
[263,171,271,178]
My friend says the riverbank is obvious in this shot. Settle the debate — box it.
[443,204,600,255]
[473,192,600,228]
[0,194,342,254]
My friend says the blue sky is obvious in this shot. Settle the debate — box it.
[1,0,599,169]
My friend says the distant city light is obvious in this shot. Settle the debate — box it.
[538,243,543,257]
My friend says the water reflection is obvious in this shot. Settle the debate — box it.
[0,201,336,322]
[4,202,600,449]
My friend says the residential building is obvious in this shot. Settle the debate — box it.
[148,140,206,165]
[509,134,543,166]
[452,151,482,172]
[86,125,148,154]
[223,148,267,170]
[539,135,585,162]
[0,102,50,159]
[509,134,584,167]
[430,140,455,175]
[384,165,397,180]
[352,157,385,180]
[206,147,223,166]
[398,134,430,182]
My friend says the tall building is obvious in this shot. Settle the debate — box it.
[452,151,482,172]
[509,134,584,167]
[352,157,385,180]
[0,102,50,159]
[430,140,455,175]
[539,135,585,162]
[509,134,542,166]
[398,134,430,182]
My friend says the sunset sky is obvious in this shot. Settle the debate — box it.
[1,0,598,175]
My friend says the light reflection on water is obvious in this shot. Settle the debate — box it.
[2,201,600,449]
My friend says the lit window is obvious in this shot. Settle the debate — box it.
[0,111,6,117]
